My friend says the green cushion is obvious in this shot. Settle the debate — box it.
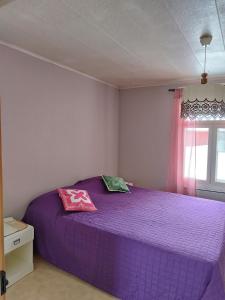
[102,175,129,193]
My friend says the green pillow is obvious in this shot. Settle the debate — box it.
[102,175,129,193]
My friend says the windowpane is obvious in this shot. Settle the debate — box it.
[216,128,225,183]
[184,128,209,180]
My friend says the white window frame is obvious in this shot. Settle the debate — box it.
[184,120,225,193]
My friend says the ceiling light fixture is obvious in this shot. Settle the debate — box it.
[200,34,212,84]
[181,34,225,120]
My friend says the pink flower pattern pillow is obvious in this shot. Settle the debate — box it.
[58,188,97,212]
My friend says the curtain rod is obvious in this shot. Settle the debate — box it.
[169,84,225,92]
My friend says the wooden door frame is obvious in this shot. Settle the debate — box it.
[0,100,5,299]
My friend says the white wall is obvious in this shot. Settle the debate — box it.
[0,45,119,219]
[119,86,174,190]
[119,85,225,202]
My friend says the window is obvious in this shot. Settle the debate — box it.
[184,121,225,191]
[216,128,225,183]
[184,128,209,181]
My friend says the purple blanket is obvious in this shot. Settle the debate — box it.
[23,177,225,300]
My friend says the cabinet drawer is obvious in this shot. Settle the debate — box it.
[4,227,34,254]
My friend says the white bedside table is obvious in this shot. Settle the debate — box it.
[4,217,34,287]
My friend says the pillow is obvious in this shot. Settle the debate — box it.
[125,181,134,186]
[102,175,129,192]
[58,188,97,212]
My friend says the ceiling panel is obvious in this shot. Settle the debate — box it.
[164,0,225,75]
[0,0,224,88]
[70,0,201,75]
[215,0,225,47]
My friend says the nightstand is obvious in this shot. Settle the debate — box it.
[4,217,34,287]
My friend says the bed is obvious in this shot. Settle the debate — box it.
[23,176,225,300]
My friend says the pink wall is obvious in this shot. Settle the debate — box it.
[0,45,119,219]
[119,86,174,190]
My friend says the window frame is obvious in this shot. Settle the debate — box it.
[211,125,225,190]
[184,120,225,192]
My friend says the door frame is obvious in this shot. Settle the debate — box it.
[0,100,5,299]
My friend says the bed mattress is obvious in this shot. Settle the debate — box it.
[23,177,225,300]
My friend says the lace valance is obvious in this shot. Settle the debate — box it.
[181,98,225,120]
[181,84,225,120]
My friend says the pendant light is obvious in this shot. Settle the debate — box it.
[181,34,225,120]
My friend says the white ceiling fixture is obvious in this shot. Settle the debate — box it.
[182,34,225,120]
[0,0,225,88]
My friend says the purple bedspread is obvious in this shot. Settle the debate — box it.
[23,177,225,300]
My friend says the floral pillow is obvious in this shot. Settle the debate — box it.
[58,188,97,212]
[102,175,130,192]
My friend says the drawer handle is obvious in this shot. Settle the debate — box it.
[13,238,20,246]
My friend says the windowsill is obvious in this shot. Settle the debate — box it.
[197,188,225,194]
[196,183,225,194]
[184,180,225,194]
[196,188,225,202]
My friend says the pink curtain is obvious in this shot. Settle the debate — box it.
[167,89,196,196]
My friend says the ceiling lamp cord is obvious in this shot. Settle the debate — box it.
[204,44,207,74]
[201,44,208,84]
[200,34,212,85]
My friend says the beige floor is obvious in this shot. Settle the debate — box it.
[7,256,117,300]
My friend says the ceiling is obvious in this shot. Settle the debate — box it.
[0,0,225,88]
